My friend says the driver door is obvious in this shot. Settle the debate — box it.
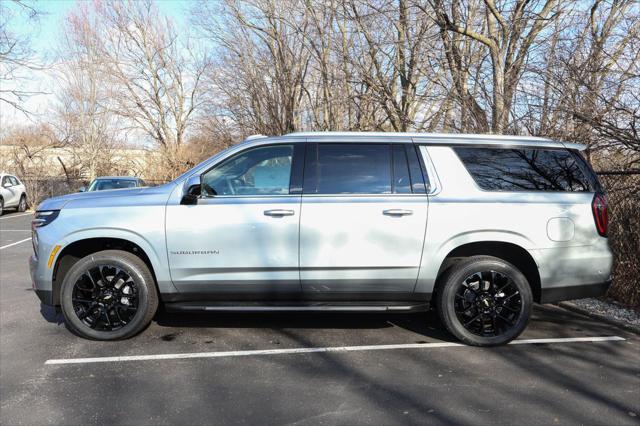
[166,143,304,297]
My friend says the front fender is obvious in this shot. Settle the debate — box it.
[49,227,177,295]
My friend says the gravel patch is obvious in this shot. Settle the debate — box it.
[563,298,640,330]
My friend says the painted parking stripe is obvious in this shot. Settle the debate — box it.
[45,336,625,366]
[0,229,32,232]
[0,212,33,220]
[0,237,31,250]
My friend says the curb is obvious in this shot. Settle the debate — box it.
[557,301,640,335]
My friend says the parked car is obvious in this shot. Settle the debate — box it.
[30,132,612,345]
[80,176,146,192]
[0,173,28,215]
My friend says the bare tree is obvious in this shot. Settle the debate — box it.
[0,0,43,116]
[69,0,208,179]
[194,0,313,136]
[56,4,117,181]
[425,0,562,134]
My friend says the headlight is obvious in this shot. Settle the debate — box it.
[32,210,60,229]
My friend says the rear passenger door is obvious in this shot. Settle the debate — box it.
[299,142,429,295]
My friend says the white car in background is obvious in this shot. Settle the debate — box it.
[0,173,28,215]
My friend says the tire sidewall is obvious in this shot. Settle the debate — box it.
[439,257,533,346]
[18,195,26,212]
[60,252,153,340]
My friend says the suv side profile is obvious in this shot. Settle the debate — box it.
[0,173,28,215]
[30,133,612,346]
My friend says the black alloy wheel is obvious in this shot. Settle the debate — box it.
[71,265,139,332]
[454,270,523,337]
[436,256,532,346]
[60,250,158,340]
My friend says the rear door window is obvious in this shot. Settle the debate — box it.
[304,144,392,194]
[454,147,593,192]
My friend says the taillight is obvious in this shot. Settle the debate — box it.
[592,193,608,237]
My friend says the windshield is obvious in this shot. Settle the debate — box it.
[88,179,139,191]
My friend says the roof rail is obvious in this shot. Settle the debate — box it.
[245,134,268,141]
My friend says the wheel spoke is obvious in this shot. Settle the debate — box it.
[99,266,110,287]
[502,291,520,302]
[84,271,97,289]
[499,304,519,313]
[497,313,515,326]
[464,313,483,327]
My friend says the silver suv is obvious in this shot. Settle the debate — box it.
[30,132,612,345]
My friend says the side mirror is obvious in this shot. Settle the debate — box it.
[181,174,201,205]
[78,186,86,192]
[3,182,12,188]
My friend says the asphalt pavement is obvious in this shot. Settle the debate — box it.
[1,212,639,425]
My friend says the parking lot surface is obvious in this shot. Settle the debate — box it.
[1,212,639,425]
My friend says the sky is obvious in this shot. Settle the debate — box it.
[14,0,192,52]
[1,0,195,129]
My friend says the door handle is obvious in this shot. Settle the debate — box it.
[383,209,413,216]
[264,209,295,217]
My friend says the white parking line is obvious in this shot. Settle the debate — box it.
[0,212,33,220]
[0,229,31,232]
[0,238,32,250]
[44,336,625,365]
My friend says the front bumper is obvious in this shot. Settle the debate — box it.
[30,254,55,306]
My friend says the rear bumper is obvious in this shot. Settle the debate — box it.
[540,280,611,304]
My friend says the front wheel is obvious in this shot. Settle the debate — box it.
[435,256,532,346]
[60,250,158,340]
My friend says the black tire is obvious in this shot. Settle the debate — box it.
[435,255,532,346]
[18,195,27,212]
[60,250,158,340]
[0,198,3,216]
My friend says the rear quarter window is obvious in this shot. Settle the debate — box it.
[454,147,594,192]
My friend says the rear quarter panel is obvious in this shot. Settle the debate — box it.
[416,146,612,295]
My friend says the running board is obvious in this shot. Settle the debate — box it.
[164,302,430,313]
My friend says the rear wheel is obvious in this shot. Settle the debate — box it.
[436,256,532,346]
[60,250,158,340]
[0,198,3,216]
[18,195,27,212]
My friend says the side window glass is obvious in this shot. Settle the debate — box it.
[306,144,392,194]
[2,176,10,187]
[454,147,592,192]
[392,145,411,194]
[202,145,293,196]
[9,176,19,185]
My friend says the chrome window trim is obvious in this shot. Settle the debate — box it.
[418,146,442,196]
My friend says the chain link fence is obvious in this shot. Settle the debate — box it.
[597,171,640,307]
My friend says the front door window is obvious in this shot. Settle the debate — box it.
[201,145,294,196]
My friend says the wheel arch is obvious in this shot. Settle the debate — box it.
[433,241,542,303]
[51,236,164,306]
